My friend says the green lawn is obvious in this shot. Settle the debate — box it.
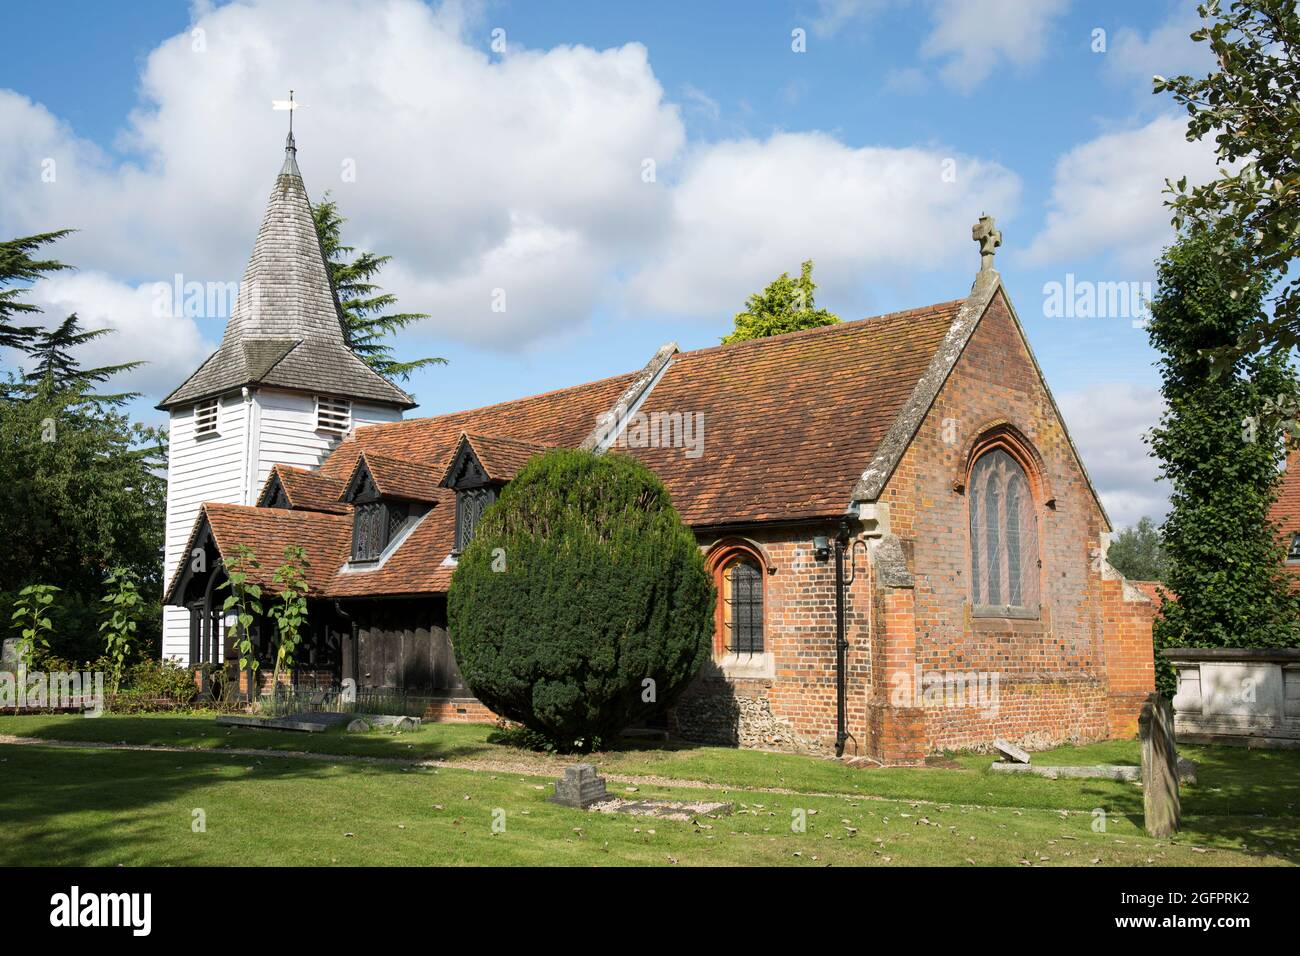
[1,713,1297,866]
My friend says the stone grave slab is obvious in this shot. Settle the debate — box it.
[588,798,734,822]
[993,738,1030,763]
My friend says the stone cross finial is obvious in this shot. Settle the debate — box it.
[971,213,1001,272]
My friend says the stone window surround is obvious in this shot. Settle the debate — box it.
[712,650,777,680]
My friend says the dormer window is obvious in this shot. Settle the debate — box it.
[439,434,507,558]
[438,433,545,559]
[341,453,435,566]
[194,398,220,437]
[352,501,383,561]
[454,486,497,556]
[317,396,351,435]
[349,470,394,563]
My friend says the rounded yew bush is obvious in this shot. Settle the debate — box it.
[448,449,713,750]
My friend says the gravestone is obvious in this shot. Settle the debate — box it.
[215,714,332,733]
[994,738,1030,763]
[368,714,420,731]
[1139,693,1180,837]
[990,759,1196,783]
[1,638,21,667]
[549,764,608,809]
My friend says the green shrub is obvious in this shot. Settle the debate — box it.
[448,449,713,751]
[1147,228,1300,695]
[109,658,197,713]
[487,720,598,754]
[4,654,197,713]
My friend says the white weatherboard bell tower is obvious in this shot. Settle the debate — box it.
[156,130,415,664]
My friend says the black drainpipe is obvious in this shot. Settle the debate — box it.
[833,519,852,757]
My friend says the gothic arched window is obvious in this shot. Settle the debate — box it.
[706,541,767,656]
[969,447,1040,614]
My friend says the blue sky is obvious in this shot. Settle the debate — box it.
[0,0,1224,526]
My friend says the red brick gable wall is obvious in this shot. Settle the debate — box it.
[670,290,1155,762]
[1270,450,1300,587]
[872,290,1155,757]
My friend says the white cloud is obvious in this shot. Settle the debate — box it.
[17,272,211,396]
[624,132,1020,318]
[1105,1,1213,95]
[809,0,890,38]
[884,67,929,95]
[0,0,1033,399]
[1023,114,1221,272]
[0,0,685,349]
[383,215,606,346]
[807,0,1071,91]
[920,0,1072,93]
[1058,382,1168,529]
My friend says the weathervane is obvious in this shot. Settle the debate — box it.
[971,213,1001,272]
[271,90,303,175]
[272,89,302,137]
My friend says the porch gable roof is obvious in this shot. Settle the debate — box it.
[164,502,353,605]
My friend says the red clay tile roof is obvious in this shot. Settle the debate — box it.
[612,300,962,525]
[327,490,459,597]
[175,298,969,598]
[205,503,353,594]
[344,451,441,502]
[440,432,553,485]
[165,502,353,602]
[260,464,350,514]
[317,371,638,482]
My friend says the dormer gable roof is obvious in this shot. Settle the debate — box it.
[341,451,440,503]
[257,464,350,514]
[439,432,551,488]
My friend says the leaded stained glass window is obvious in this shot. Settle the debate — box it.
[970,448,1039,613]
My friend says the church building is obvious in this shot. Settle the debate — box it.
[160,134,1156,765]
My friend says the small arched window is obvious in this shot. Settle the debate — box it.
[723,558,764,654]
[969,448,1040,614]
[707,541,767,656]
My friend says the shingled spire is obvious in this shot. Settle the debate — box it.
[159,133,415,410]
